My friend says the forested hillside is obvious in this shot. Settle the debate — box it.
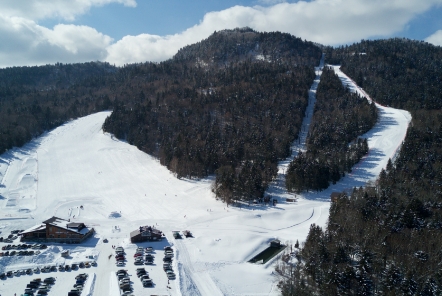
[0,62,116,152]
[285,67,377,192]
[103,28,322,203]
[279,39,442,295]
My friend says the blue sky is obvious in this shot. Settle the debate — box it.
[1,0,442,67]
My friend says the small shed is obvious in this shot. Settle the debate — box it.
[270,239,281,248]
[330,192,342,202]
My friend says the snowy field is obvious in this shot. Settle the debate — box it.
[0,62,410,296]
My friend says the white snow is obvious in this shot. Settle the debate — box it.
[0,60,410,295]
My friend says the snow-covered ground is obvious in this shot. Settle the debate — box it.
[0,61,410,296]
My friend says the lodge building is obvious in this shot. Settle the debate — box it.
[130,225,163,243]
[20,216,94,243]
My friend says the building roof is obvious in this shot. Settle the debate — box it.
[21,224,46,234]
[43,216,90,235]
[130,226,162,238]
[42,216,68,225]
[67,222,84,228]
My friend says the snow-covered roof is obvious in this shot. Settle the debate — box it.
[21,223,46,234]
[43,216,90,235]
[130,226,162,238]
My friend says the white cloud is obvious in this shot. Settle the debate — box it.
[257,0,287,5]
[1,0,442,67]
[0,0,136,21]
[106,0,442,65]
[425,30,442,46]
[0,15,112,67]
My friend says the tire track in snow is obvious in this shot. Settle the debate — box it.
[176,239,224,296]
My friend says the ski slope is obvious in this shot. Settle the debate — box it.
[0,62,410,295]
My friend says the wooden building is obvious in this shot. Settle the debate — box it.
[330,192,342,203]
[21,216,94,243]
[130,225,163,243]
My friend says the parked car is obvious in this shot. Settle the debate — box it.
[116,261,125,266]
[137,271,147,277]
[44,276,56,284]
[143,278,153,287]
[75,273,87,280]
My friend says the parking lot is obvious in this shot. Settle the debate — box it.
[0,234,179,296]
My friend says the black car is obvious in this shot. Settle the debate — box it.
[143,278,153,287]
[44,277,56,283]
[79,262,85,268]
[75,273,88,280]
[0,272,6,279]
[27,283,39,289]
